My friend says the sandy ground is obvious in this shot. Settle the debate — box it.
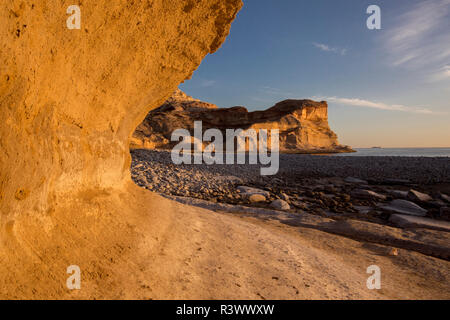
[136,199,450,300]
[1,184,449,299]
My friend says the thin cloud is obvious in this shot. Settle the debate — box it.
[313,42,347,56]
[314,96,436,115]
[250,96,273,103]
[428,65,450,82]
[200,79,216,87]
[383,0,450,72]
[260,86,294,97]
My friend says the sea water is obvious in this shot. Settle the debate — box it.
[333,148,450,157]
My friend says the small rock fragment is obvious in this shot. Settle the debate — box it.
[388,248,399,256]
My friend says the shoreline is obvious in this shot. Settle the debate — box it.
[131,147,450,157]
[132,149,450,184]
[129,150,450,297]
[131,149,450,228]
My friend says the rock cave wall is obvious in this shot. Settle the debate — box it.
[0,0,242,298]
[0,0,241,221]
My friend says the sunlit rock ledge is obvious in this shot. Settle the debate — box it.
[132,90,354,154]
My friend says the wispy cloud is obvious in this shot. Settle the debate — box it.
[250,96,273,103]
[250,86,296,105]
[200,79,216,87]
[313,42,347,56]
[259,86,294,97]
[314,96,436,115]
[383,0,450,77]
[428,65,450,82]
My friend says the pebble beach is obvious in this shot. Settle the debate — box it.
[131,149,450,227]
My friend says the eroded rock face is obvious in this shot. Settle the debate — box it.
[0,0,242,298]
[132,90,353,153]
[0,0,241,219]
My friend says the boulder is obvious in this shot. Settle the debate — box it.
[237,186,270,198]
[291,201,308,210]
[388,190,408,199]
[351,189,386,201]
[390,214,450,232]
[439,193,450,203]
[407,190,432,202]
[378,200,427,217]
[270,199,291,211]
[344,177,368,184]
[249,194,267,203]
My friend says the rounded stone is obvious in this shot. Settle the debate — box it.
[270,199,290,211]
[249,194,267,203]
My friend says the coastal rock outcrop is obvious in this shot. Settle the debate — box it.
[0,0,242,299]
[132,90,353,153]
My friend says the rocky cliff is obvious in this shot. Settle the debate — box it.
[132,90,353,153]
[0,0,242,299]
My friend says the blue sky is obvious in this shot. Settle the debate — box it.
[180,0,450,147]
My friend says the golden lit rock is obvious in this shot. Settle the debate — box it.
[0,0,242,299]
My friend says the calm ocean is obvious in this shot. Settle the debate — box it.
[332,148,450,157]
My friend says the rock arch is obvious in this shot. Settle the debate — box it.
[0,0,242,299]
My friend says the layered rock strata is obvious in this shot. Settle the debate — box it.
[132,90,353,153]
[0,0,242,299]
